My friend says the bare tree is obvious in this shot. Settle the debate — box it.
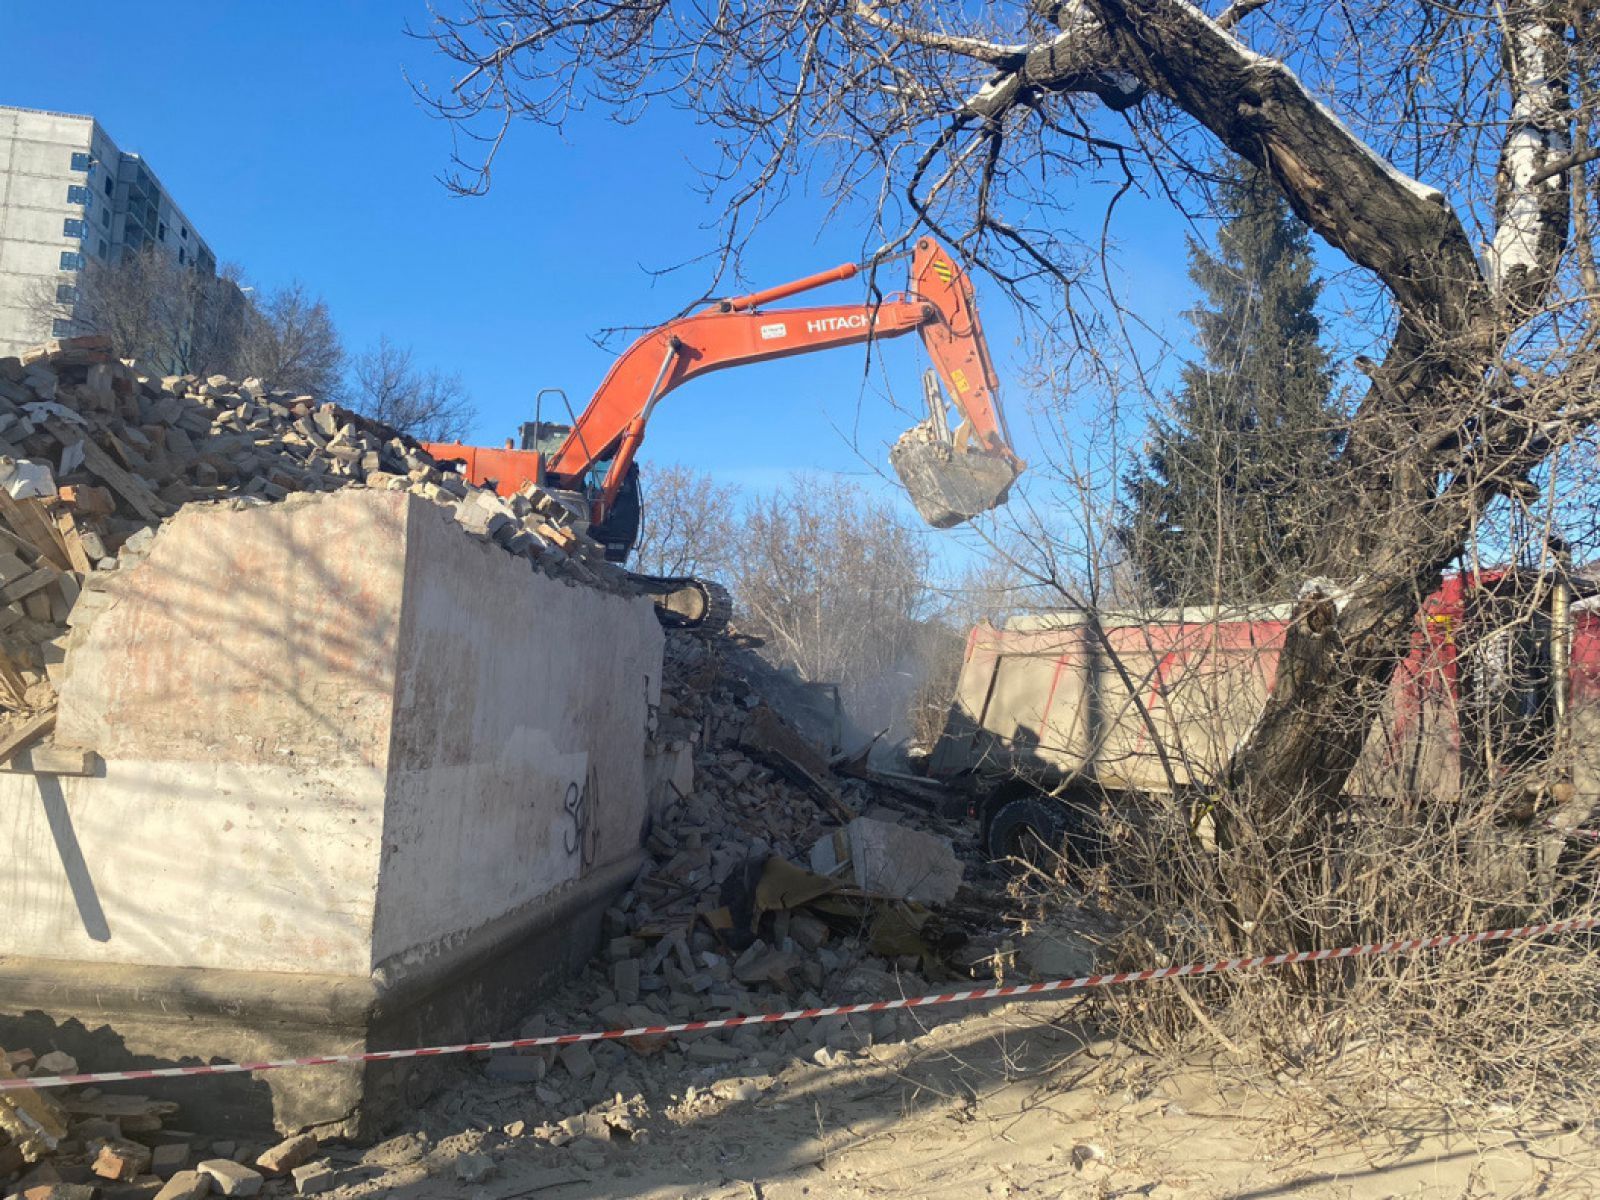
[420,0,1600,943]
[733,475,932,741]
[350,335,475,440]
[630,463,741,578]
[236,283,344,399]
[30,248,245,376]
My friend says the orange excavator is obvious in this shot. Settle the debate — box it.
[424,236,1022,630]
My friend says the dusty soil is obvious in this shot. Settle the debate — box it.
[307,997,1600,1200]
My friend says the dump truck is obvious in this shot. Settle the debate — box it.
[926,569,1600,861]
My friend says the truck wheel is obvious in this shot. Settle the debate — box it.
[985,790,1103,870]
[985,792,1072,867]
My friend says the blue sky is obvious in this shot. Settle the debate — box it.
[5,0,1210,532]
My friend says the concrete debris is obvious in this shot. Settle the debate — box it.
[484,1054,546,1083]
[1017,927,1098,981]
[424,624,1006,1159]
[0,1054,66,1164]
[196,1158,263,1197]
[149,1143,189,1180]
[289,1161,335,1196]
[453,1152,495,1184]
[253,1132,317,1177]
[0,609,1041,1196]
[27,1055,74,1078]
[153,1172,210,1200]
[0,334,631,718]
[809,816,963,904]
[89,1137,151,1182]
[18,1185,96,1200]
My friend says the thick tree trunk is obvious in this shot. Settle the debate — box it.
[1015,0,1575,941]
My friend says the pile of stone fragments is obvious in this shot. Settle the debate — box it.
[438,627,995,1165]
[0,335,625,726]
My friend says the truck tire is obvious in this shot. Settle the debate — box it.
[984,789,1101,869]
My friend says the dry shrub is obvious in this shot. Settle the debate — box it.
[1081,761,1600,1129]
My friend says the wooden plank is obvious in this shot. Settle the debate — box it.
[45,421,170,523]
[0,711,55,764]
[0,552,30,584]
[0,489,68,569]
[59,1093,178,1119]
[25,498,76,567]
[0,525,39,563]
[55,515,94,574]
[1,565,58,604]
[0,743,100,776]
[0,649,27,709]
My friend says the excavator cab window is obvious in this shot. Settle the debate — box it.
[517,421,571,455]
[589,462,641,563]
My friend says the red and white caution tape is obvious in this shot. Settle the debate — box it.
[1546,820,1600,843]
[4,916,1595,1093]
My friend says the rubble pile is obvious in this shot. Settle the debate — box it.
[0,336,626,719]
[455,627,979,1139]
[0,1056,337,1200]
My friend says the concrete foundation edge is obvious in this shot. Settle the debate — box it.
[0,851,641,1137]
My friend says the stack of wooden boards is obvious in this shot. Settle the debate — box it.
[0,335,631,732]
[0,483,112,710]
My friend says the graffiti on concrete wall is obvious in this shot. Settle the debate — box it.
[562,764,602,870]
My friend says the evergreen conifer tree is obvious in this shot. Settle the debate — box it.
[1123,160,1343,604]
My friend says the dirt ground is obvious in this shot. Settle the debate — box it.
[306,996,1600,1200]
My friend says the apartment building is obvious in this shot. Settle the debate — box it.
[0,105,221,362]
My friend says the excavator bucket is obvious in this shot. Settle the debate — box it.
[891,422,1020,529]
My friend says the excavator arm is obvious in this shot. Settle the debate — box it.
[425,236,1021,542]
[544,236,1019,524]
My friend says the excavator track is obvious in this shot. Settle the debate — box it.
[630,573,733,634]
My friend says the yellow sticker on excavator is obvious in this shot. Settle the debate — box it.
[934,260,954,283]
[951,368,969,393]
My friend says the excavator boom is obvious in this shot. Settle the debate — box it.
[544,236,1019,523]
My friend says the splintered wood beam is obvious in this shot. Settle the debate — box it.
[0,710,57,765]
[0,743,100,776]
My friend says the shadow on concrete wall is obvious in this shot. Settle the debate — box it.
[35,772,109,942]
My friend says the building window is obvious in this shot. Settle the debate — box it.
[59,251,84,270]
[178,247,186,265]
[70,152,90,172]
[51,319,74,337]
[67,185,92,206]
[63,218,88,238]
[56,284,77,304]
[180,226,189,240]
[100,207,109,227]
[97,239,109,259]
[103,175,114,197]
[158,222,167,242]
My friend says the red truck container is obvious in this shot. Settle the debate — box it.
[927,570,1600,860]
